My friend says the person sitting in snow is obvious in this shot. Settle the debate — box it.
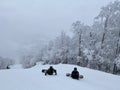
[71,67,79,80]
[45,66,57,75]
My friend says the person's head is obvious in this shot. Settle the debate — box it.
[50,66,53,69]
[74,67,77,71]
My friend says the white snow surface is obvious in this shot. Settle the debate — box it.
[0,64,120,90]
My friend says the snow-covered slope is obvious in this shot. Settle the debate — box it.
[0,64,120,90]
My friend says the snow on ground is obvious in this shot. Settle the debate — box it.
[0,64,120,90]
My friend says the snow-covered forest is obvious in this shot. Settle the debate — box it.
[1,0,120,75]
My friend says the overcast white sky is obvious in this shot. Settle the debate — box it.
[0,0,117,59]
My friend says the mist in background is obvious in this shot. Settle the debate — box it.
[0,0,116,59]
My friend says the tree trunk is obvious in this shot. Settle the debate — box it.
[101,16,109,49]
[78,32,81,57]
[116,30,120,57]
[113,64,117,74]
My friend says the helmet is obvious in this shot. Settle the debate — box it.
[74,67,77,70]
[50,66,53,68]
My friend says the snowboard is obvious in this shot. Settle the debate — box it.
[42,69,47,73]
[66,73,84,79]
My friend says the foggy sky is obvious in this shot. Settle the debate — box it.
[0,0,117,59]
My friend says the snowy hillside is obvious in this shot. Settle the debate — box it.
[0,64,120,90]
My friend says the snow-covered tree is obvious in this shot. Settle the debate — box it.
[95,0,120,58]
[47,31,71,64]
[71,21,89,66]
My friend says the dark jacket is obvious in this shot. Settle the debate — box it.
[71,69,79,79]
[45,66,57,75]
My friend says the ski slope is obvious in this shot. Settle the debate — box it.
[0,64,120,90]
